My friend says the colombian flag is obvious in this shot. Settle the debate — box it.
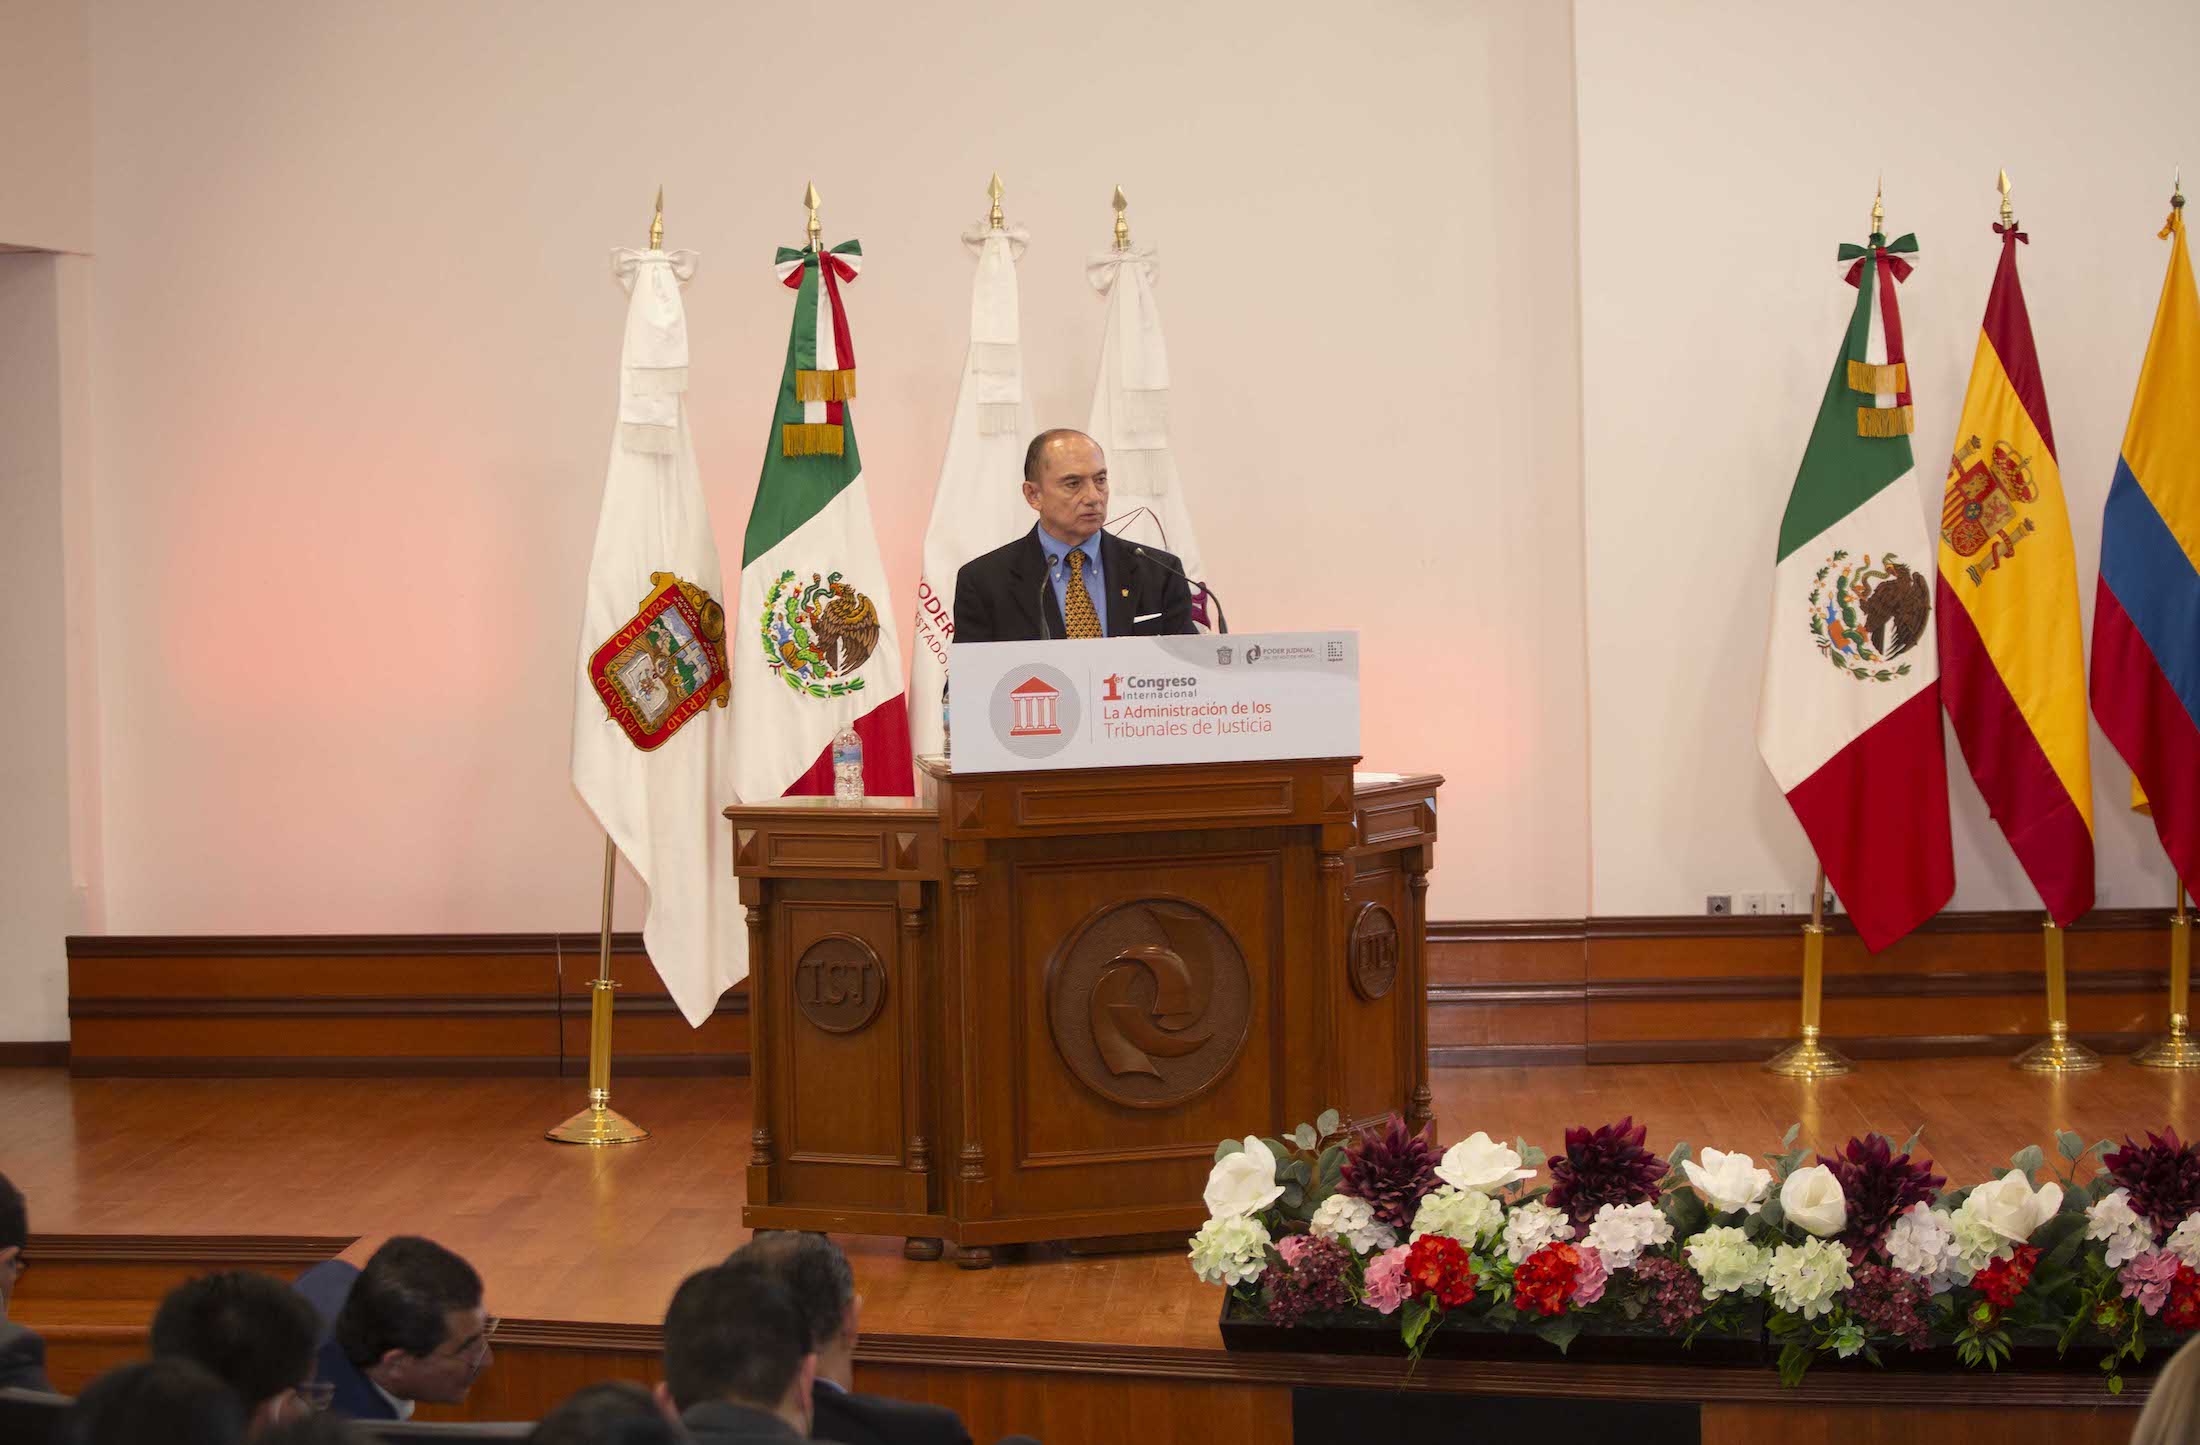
[1936,223,2095,923]
[2092,202,2200,895]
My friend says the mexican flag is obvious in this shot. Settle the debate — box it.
[731,237,914,799]
[1755,229,1954,950]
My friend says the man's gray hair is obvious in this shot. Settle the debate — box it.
[1023,427,1096,482]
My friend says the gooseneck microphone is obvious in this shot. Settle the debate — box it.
[1132,546,1228,635]
[1036,570,1054,641]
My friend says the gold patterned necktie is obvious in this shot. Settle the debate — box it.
[1063,549,1102,639]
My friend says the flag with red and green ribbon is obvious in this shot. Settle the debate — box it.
[732,237,914,800]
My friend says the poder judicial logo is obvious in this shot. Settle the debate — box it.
[988,664,1081,759]
[588,572,731,751]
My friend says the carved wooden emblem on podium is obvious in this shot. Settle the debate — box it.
[793,934,886,1033]
[1348,903,1401,1001]
[1045,899,1250,1110]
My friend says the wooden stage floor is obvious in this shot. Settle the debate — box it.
[4,1058,2192,1439]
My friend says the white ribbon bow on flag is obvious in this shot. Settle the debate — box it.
[1087,243,1170,470]
[611,247,699,454]
[965,221,1030,435]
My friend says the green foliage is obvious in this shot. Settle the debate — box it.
[2009,1144,2046,1178]
[1214,1139,1244,1164]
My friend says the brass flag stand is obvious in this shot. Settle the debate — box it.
[2013,917,2102,1074]
[2135,886,2200,1069]
[1764,868,1851,1078]
[548,192,667,1148]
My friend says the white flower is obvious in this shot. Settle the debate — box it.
[1962,1169,2064,1243]
[1203,1136,1284,1220]
[1778,1164,1849,1238]
[1410,1185,1505,1248]
[1502,1200,1575,1264]
[2087,1188,2156,1269]
[1435,1132,1536,1196]
[1767,1238,1853,1319]
[2168,1215,2200,1270]
[1584,1200,1674,1270]
[1947,1199,2013,1278]
[1683,1147,1774,1216]
[1187,1214,1271,1286]
[1885,1203,1964,1294]
[1309,1193,1397,1256]
[1686,1225,1773,1300]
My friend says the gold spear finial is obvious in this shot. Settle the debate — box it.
[987,172,1005,231]
[1998,168,2015,229]
[2176,167,2186,212]
[649,185,664,251]
[1112,184,1130,251]
[804,181,821,249]
[1871,175,1885,239]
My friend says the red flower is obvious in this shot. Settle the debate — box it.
[1515,1241,1583,1317]
[2168,1264,2200,1333]
[1971,1244,2041,1310]
[1404,1235,1477,1309]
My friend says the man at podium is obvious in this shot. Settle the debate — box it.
[952,429,1196,642]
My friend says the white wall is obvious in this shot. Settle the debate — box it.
[0,254,89,1039]
[0,0,93,253]
[1576,0,2200,916]
[80,0,1590,935]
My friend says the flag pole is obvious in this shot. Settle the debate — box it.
[546,190,663,1149]
[1764,867,1852,1078]
[2013,915,2102,1073]
[2135,883,2200,1069]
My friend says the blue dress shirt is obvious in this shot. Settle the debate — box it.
[1037,524,1107,637]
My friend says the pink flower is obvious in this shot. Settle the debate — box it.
[2123,1249,2182,1316]
[1572,1245,1609,1306]
[1362,1244,1413,1316]
[1275,1234,1314,1268]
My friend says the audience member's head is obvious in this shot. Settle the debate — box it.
[2134,1329,2200,1445]
[529,1380,682,1445]
[0,1170,26,1313]
[728,1232,858,1386]
[63,1358,246,1445]
[152,1270,324,1434]
[251,1417,368,1445]
[333,1236,493,1406]
[660,1261,815,1433]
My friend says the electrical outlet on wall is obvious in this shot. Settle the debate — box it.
[1772,892,1795,915]
[1739,892,1766,915]
[1706,895,1732,916]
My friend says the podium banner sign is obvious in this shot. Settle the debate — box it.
[948,631,1358,773]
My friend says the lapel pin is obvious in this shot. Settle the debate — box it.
[1120,588,1129,597]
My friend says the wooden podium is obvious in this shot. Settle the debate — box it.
[727,756,1440,1266]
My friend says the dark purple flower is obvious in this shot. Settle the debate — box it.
[1820,1134,1945,1262]
[1846,1263,1932,1350]
[1261,1233,1354,1326]
[1545,1117,1668,1227]
[1634,1255,1705,1330]
[1339,1115,1439,1231]
[2105,1129,2200,1238]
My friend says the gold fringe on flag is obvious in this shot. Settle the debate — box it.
[781,423,845,457]
[1846,360,1908,395]
[795,368,857,402]
[1855,404,1915,438]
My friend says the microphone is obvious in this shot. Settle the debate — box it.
[1132,546,1228,635]
[1036,570,1054,641]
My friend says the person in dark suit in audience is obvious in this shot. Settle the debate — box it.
[659,1261,818,1444]
[731,1234,973,1445]
[62,1358,245,1445]
[153,1270,327,1436]
[951,429,1195,645]
[315,1237,495,1421]
[252,1418,368,1445]
[531,1380,682,1445]
[0,1170,52,1395]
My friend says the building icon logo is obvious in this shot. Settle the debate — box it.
[1009,675,1064,736]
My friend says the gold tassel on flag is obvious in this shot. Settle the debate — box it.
[795,369,857,402]
[1847,360,1908,394]
[1856,404,1915,437]
[782,422,845,457]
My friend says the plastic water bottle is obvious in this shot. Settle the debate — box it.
[832,724,864,801]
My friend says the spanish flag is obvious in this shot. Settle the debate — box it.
[1936,222,2094,922]
[2091,201,2200,895]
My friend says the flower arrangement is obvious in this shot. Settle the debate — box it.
[1192,1111,2198,1390]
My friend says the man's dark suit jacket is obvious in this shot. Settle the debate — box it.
[681,1399,808,1444]
[293,1259,399,1422]
[810,1381,971,1445]
[952,527,1194,644]
[0,1322,53,1394]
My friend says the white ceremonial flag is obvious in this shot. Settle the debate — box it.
[570,247,745,1026]
[909,218,1038,756]
[1088,241,1211,617]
